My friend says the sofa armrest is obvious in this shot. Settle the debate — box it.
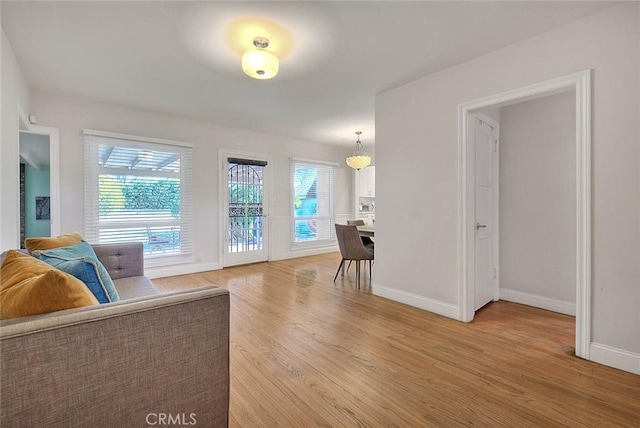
[0,286,230,427]
[92,242,144,280]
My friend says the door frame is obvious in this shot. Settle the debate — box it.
[457,69,592,359]
[18,119,61,238]
[469,112,500,311]
[218,148,270,267]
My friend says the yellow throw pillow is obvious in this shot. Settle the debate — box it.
[25,232,84,253]
[0,250,98,319]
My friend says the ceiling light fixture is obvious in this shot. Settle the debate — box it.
[242,37,279,80]
[346,131,371,170]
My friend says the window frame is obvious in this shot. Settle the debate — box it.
[290,157,337,248]
[83,129,194,267]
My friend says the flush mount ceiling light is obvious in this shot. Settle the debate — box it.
[346,131,371,170]
[242,37,279,80]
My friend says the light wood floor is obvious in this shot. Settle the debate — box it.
[153,253,640,427]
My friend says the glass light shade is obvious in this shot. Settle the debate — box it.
[242,49,279,80]
[346,155,371,170]
[346,137,371,170]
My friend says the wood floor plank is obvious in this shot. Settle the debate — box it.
[153,253,640,427]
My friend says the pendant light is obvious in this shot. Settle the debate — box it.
[346,131,371,170]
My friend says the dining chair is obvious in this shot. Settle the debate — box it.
[334,224,374,288]
[347,219,374,246]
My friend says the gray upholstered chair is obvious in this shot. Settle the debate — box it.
[334,224,374,288]
[347,219,374,246]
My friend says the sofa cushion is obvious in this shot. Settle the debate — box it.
[92,243,144,280]
[24,232,83,253]
[32,241,120,303]
[0,251,98,319]
[113,276,161,300]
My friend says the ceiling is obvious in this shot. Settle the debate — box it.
[19,132,49,169]
[2,1,613,147]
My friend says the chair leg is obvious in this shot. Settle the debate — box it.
[356,261,361,289]
[369,260,372,278]
[346,260,353,273]
[334,259,345,282]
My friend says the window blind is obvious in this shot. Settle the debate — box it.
[290,158,335,244]
[84,130,193,262]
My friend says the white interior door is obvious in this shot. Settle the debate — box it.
[222,155,269,267]
[474,114,499,311]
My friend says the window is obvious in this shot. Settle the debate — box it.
[291,158,335,244]
[84,130,193,263]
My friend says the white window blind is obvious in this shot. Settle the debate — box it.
[291,158,335,244]
[84,130,193,263]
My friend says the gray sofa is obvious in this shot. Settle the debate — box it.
[0,242,230,427]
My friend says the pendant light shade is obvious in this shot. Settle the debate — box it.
[346,131,371,170]
[242,37,279,80]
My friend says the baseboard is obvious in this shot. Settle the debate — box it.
[590,343,640,375]
[146,262,220,279]
[270,245,338,262]
[499,288,575,316]
[145,246,337,278]
[372,283,459,320]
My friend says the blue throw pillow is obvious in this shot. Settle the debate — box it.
[35,256,110,303]
[32,241,120,303]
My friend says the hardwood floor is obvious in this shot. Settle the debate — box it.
[153,253,640,427]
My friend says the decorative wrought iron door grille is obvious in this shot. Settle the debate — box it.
[228,163,264,253]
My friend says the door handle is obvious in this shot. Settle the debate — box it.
[476,223,487,230]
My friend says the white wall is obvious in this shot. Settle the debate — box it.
[24,92,352,276]
[375,3,640,367]
[1,29,31,250]
[499,91,576,314]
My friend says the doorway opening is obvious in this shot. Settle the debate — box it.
[18,124,60,247]
[219,150,269,267]
[458,70,591,359]
[19,132,50,246]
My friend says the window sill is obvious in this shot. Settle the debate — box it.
[144,252,193,268]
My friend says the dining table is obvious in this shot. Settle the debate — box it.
[356,224,375,238]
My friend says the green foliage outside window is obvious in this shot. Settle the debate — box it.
[99,176,125,214]
[229,183,262,205]
[123,179,181,216]
[99,175,181,216]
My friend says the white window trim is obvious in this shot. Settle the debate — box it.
[82,129,193,148]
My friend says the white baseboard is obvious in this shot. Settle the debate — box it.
[499,288,575,316]
[146,262,220,279]
[270,245,338,262]
[590,343,640,375]
[145,246,337,279]
[372,283,459,320]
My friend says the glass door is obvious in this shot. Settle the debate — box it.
[224,158,268,266]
